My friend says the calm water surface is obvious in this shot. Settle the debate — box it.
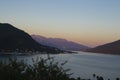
[0,52,120,79]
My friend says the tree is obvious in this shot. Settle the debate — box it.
[93,74,96,80]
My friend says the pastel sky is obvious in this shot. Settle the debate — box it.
[0,0,120,47]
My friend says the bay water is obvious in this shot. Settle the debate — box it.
[0,52,120,80]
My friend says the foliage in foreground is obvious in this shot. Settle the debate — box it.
[0,56,73,80]
[0,56,119,80]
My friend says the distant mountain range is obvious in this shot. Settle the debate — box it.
[86,40,120,54]
[31,35,89,51]
[1,23,120,55]
[0,23,62,53]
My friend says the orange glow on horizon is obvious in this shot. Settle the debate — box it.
[13,24,120,47]
[29,31,119,47]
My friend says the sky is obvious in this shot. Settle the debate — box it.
[0,0,120,47]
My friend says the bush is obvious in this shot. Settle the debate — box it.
[0,56,72,80]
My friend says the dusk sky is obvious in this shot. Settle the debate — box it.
[0,0,120,47]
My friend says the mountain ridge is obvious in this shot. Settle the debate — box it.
[31,35,90,51]
[86,39,120,54]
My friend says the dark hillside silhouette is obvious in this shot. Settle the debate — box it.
[0,23,62,53]
[86,40,120,54]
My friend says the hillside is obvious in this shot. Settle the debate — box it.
[31,35,89,51]
[0,23,62,53]
[86,40,120,54]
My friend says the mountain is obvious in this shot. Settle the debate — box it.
[0,23,62,53]
[31,35,89,51]
[86,40,120,54]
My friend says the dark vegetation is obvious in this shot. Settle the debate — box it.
[0,56,73,80]
[0,23,63,53]
[0,56,119,80]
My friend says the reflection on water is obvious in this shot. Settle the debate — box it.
[0,52,120,79]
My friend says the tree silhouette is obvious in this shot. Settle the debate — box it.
[93,74,96,80]
[116,78,120,80]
